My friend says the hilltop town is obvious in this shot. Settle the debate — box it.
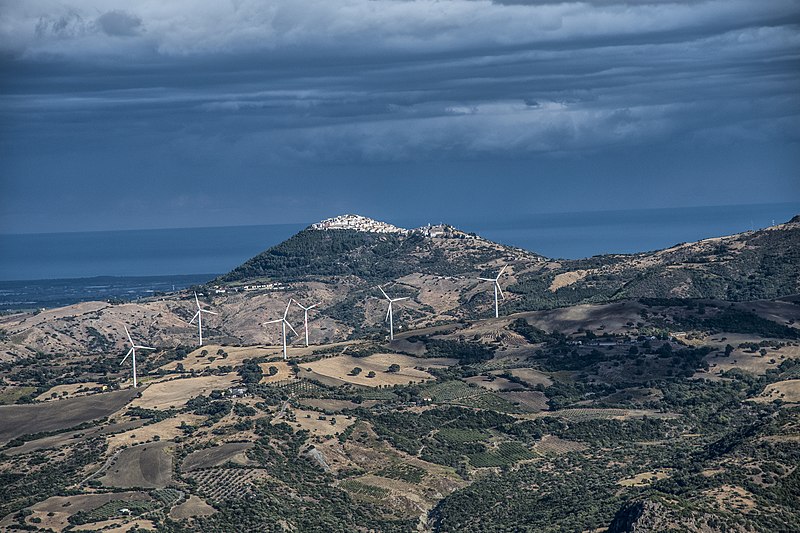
[311,214,409,234]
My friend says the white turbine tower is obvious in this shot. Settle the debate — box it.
[120,325,155,388]
[264,299,298,360]
[478,266,507,318]
[379,286,408,341]
[189,292,218,346]
[294,300,319,347]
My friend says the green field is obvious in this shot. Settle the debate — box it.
[0,386,37,405]
[375,463,427,484]
[422,380,478,402]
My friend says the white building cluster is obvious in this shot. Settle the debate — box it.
[311,214,408,234]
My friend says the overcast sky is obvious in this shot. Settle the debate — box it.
[1,0,798,234]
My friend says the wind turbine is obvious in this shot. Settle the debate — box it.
[294,300,319,347]
[189,292,218,346]
[264,299,298,360]
[478,266,507,318]
[379,286,408,341]
[120,325,155,388]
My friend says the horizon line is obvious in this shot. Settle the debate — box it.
[1,201,797,237]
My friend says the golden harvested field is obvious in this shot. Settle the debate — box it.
[706,346,789,376]
[259,361,293,383]
[502,368,553,387]
[753,379,800,403]
[618,469,672,487]
[106,413,205,450]
[299,354,456,387]
[285,408,356,437]
[169,495,216,520]
[159,345,283,372]
[131,374,240,409]
[549,270,589,292]
[36,382,107,401]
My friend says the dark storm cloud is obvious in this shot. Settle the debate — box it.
[96,10,142,37]
[0,0,798,232]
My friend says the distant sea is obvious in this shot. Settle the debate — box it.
[0,203,797,311]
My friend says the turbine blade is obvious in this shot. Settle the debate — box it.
[285,320,298,336]
[135,345,156,350]
[478,277,493,282]
[385,304,392,322]
[121,347,133,365]
[190,311,199,324]
[284,300,292,319]
[309,303,319,309]
[379,286,390,299]
[497,265,507,279]
[497,283,505,300]
[124,325,133,344]
[202,310,218,315]
[264,319,282,325]
[194,291,201,309]
[393,297,409,302]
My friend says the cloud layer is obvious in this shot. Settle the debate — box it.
[0,0,798,231]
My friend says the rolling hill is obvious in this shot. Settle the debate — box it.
[2,215,798,360]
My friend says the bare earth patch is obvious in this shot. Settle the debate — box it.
[169,495,216,520]
[99,441,174,489]
[0,388,138,445]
